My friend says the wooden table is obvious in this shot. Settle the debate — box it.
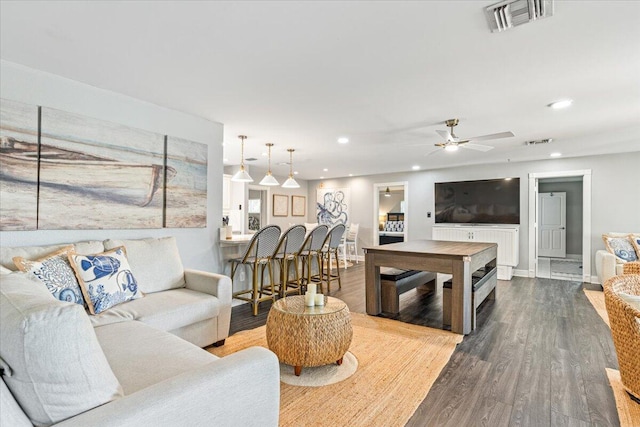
[364,240,497,335]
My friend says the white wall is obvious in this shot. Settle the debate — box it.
[307,151,640,276]
[0,60,225,273]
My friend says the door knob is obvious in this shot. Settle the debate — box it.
[559,227,565,230]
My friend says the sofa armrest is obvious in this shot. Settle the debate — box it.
[55,347,279,427]
[184,269,232,342]
[596,250,617,285]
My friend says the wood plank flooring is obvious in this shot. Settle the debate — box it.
[227,263,621,426]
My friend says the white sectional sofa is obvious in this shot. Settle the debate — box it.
[0,237,280,427]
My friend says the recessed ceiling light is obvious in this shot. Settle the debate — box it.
[548,99,573,109]
[412,165,420,170]
[504,177,512,181]
[261,152,267,156]
[323,168,328,172]
[550,152,562,158]
[349,174,353,177]
[444,145,459,152]
[223,158,229,162]
[337,137,349,144]
[294,171,299,175]
[320,176,324,179]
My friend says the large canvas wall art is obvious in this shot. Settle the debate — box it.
[0,99,39,231]
[316,187,350,226]
[38,107,166,229]
[165,136,208,228]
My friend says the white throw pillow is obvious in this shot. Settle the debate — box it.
[0,273,123,426]
[103,237,185,294]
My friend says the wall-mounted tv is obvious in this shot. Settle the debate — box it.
[435,178,520,224]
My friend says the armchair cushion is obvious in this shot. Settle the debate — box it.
[90,288,220,332]
[103,237,185,294]
[0,273,123,426]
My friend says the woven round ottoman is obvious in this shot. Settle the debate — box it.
[266,295,352,376]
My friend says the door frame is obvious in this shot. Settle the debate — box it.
[528,170,592,282]
[372,181,409,246]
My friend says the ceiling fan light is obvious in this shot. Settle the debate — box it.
[282,176,300,188]
[444,144,459,152]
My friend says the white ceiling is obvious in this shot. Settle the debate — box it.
[1,1,639,180]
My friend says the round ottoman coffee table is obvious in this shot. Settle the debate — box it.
[266,295,352,376]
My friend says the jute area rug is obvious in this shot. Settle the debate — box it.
[583,289,640,426]
[209,313,462,427]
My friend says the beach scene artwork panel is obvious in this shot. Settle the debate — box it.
[38,107,166,229]
[0,98,39,231]
[165,136,208,228]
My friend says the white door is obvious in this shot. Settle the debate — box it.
[538,192,566,258]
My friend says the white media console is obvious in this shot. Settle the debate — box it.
[432,224,519,280]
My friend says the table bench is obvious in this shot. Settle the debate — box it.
[443,266,497,330]
[380,268,437,316]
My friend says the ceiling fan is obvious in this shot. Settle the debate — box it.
[433,119,514,153]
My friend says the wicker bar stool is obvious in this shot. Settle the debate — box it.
[320,224,346,294]
[230,225,281,316]
[299,224,329,293]
[603,274,640,401]
[272,224,306,297]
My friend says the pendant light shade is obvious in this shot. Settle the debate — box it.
[259,143,280,186]
[231,135,254,182]
[384,187,391,197]
[281,149,300,189]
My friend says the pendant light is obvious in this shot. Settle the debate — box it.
[384,187,391,197]
[281,149,300,189]
[231,135,253,182]
[259,143,279,186]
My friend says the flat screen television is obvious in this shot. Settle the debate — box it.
[435,178,520,224]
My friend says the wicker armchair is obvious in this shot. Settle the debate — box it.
[623,261,640,274]
[603,274,640,401]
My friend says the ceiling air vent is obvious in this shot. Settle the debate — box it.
[525,138,553,146]
[486,0,554,33]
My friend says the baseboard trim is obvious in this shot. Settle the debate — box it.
[513,269,529,278]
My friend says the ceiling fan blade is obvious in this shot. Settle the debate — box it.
[460,142,494,152]
[467,131,514,142]
[436,129,454,142]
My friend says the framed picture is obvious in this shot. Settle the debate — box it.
[273,194,288,217]
[292,195,306,217]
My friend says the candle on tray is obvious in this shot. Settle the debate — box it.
[307,283,317,295]
[315,293,325,306]
[304,292,315,306]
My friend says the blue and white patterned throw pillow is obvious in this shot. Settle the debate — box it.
[69,246,142,314]
[13,246,85,305]
[603,234,638,263]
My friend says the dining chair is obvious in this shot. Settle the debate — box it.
[299,224,329,293]
[272,224,306,297]
[230,224,281,316]
[320,223,346,293]
[339,223,359,269]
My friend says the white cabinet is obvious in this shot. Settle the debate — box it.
[433,225,519,280]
